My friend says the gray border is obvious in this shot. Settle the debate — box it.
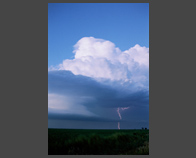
[3,0,194,158]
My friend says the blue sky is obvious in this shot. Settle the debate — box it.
[48,3,149,129]
[48,3,149,68]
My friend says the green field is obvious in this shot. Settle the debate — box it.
[48,128,149,155]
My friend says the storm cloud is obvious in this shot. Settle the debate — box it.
[48,37,149,129]
[48,70,149,125]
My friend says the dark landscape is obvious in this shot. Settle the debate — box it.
[48,128,149,155]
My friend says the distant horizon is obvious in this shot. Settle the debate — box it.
[48,128,148,130]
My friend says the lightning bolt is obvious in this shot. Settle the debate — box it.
[121,107,129,110]
[118,122,120,130]
[116,107,130,129]
[117,108,122,120]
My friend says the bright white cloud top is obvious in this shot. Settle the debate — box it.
[51,37,149,88]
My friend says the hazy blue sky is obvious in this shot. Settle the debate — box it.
[48,3,149,129]
[48,3,149,68]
